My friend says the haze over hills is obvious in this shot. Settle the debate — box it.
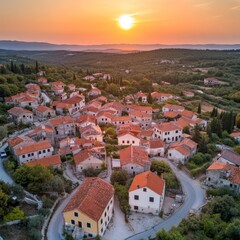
[1,40,240,52]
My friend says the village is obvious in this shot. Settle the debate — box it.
[0,70,240,240]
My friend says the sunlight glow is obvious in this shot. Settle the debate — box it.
[118,14,135,30]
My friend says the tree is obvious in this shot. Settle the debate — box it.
[35,61,39,73]
[233,145,240,155]
[198,135,208,153]
[0,126,7,140]
[110,170,128,186]
[0,189,9,219]
[150,160,171,175]
[236,114,240,128]
[192,125,202,143]
[197,102,201,114]
[3,207,24,222]
[225,219,240,240]
[147,92,153,104]
[156,229,185,240]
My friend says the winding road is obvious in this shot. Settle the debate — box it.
[125,158,206,240]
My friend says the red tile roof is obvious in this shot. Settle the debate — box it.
[230,132,240,138]
[26,154,61,167]
[163,111,179,119]
[149,140,165,149]
[129,171,165,195]
[112,116,132,122]
[8,106,32,116]
[120,146,149,167]
[74,149,92,165]
[155,122,182,132]
[64,177,114,221]
[15,140,52,155]
[130,111,151,118]
[35,106,54,113]
[48,116,73,127]
[163,104,184,112]
[8,136,35,148]
[207,162,227,171]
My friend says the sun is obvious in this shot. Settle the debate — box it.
[118,14,135,30]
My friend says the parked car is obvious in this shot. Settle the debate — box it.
[0,151,7,158]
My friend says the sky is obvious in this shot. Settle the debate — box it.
[0,0,240,44]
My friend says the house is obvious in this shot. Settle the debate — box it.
[163,111,179,119]
[97,96,108,103]
[14,140,53,165]
[26,154,61,169]
[129,111,152,129]
[119,146,150,175]
[167,138,197,164]
[117,131,141,146]
[101,102,125,116]
[139,128,154,140]
[27,125,55,146]
[176,116,207,130]
[87,100,102,109]
[82,106,99,116]
[37,71,45,76]
[127,105,152,115]
[8,106,33,124]
[50,81,65,88]
[204,77,229,86]
[153,122,182,143]
[206,162,240,192]
[8,136,36,155]
[80,125,103,142]
[25,84,41,97]
[134,91,147,103]
[63,177,114,237]
[74,149,104,172]
[96,112,113,125]
[112,116,132,126]
[183,91,194,98]
[83,75,96,81]
[38,77,48,85]
[88,87,101,97]
[129,171,165,215]
[5,93,39,108]
[35,106,56,119]
[151,92,173,103]
[68,84,76,91]
[102,74,111,80]
[53,95,85,116]
[162,104,184,113]
[180,110,197,120]
[52,86,64,95]
[47,116,75,142]
[142,140,165,157]
[230,132,240,142]
[217,149,240,167]
[76,115,96,128]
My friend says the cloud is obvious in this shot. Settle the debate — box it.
[231,5,240,10]
[194,1,212,8]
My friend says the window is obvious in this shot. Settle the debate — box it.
[74,212,78,217]
[101,228,103,233]
[149,197,154,202]
[28,154,30,157]
[134,206,138,210]
[131,166,133,169]
[22,155,25,158]
[87,223,91,228]
[143,188,147,192]
[101,219,103,224]
[38,151,41,154]
[88,234,93,237]
[134,195,139,200]
[122,141,125,144]
[43,150,46,153]
[48,149,50,152]
[132,141,135,144]
[71,220,75,225]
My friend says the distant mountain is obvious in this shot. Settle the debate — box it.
[0,40,240,52]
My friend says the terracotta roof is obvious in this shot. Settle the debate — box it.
[48,116,73,127]
[38,77,47,83]
[129,171,165,195]
[155,122,182,132]
[51,81,65,86]
[81,125,102,135]
[163,111,179,119]
[97,96,107,102]
[120,146,149,167]
[102,102,124,111]
[76,115,96,124]
[135,91,146,98]
[149,140,165,149]
[74,149,92,165]
[207,162,227,171]
[8,106,32,116]
[174,145,190,156]
[151,92,173,98]
[176,116,196,128]
[220,149,240,166]
[163,104,184,112]
[127,105,152,112]
[118,131,140,139]
[229,165,240,185]
[28,125,54,136]
[26,154,61,167]
[230,132,240,138]
[180,110,196,119]
[63,177,114,221]
[15,140,52,155]
[130,111,151,118]
[118,124,142,134]
[96,112,113,120]
[8,136,35,148]
[84,106,99,113]
[140,129,154,138]
[112,116,132,122]
[35,106,54,113]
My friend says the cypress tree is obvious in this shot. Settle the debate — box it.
[35,61,39,73]
[147,92,153,104]
[197,102,201,114]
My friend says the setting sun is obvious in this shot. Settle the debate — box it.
[118,14,135,30]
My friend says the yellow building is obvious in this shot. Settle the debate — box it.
[63,177,114,238]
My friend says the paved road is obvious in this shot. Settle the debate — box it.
[125,159,206,240]
[47,188,78,240]
[0,143,14,184]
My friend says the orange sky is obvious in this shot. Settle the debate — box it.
[1,0,240,44]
